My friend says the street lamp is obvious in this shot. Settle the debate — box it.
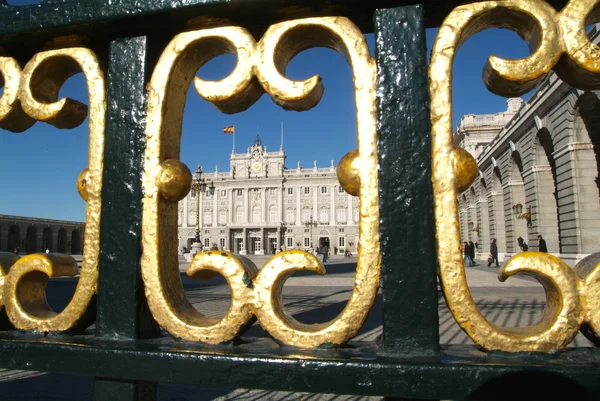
[191,165,215,244]
[280,221,287,252]
[305,215,317,249]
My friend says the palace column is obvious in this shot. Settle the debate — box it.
[241,227,247,255]
[229,189,234,223]
[260,227,265,255]
[346,192,352,224]
[183,195,188,228]
[213,187,218,226]
[262,187,267,222]
[296,187,301,224]
[245,188,249,223]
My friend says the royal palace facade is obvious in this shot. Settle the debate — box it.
[456,27,600,266]
[178,136,359,255]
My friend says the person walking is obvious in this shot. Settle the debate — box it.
[321,242,329,264]
[488,238,499,267]
[538,235,548,253]
[463,241,474,266]
[468,241,476,265]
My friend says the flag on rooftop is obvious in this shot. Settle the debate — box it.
[223,126,234,134]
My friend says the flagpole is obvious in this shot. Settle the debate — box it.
[280,121,284,151]
[232,126,235,154]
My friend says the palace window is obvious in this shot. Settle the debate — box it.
[339,228,345,233]
[303,209,311,222]
[236,207,243,223]
[204,238,210,248]
[338,237,345,247]
[337,208,346,222]
[321,186,327,194]
[269,206,277,223]
[219,238,225,249]
[203,212,211,225]
[287,188,294,195]
[287,237,293,248]
[338,186,344,193]
[252,206,261,223]
[220,190,226,198]
[219,210,227,225]
[304,228,310,233]
[304,187,310,194]
[319,209,329,224]
[286,209,294,223]
[236,189,243,197]
[270,188,276,195]
[304,237,310,247]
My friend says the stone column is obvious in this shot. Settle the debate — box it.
[182,195,188,228]
[296,187,301,224]
[330,185,335,224]
[259,227,265,255]
[277,186,283,222]
[226,228,230,251]
[241,227,247,255]
[262,187,267,222]
[488,191,506,254]
[313,185,318,221]
[213,188,218,226]
[476,198,490,256]
[245,188,249,223]
[229,189,234,223]
[347,192,352,224]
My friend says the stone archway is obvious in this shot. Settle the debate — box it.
[490,166,506,253]
[42,227,53,252]
[57,228,67,253]
[71,229,81,254]
[534,128,561,253]
[26,226,37,254]
[508,151,527,253]
[8,225,20,253]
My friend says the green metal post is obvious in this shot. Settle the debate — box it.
[375,4,440,356]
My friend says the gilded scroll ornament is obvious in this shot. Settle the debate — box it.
[142,17,379,347]
[430,0,600,352]
[0,48,104,331]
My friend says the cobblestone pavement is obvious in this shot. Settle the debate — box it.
[0,255,592,400]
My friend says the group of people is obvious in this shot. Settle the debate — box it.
[485,235,548,268]
[463,241,478,266]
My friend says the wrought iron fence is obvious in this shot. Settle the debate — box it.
[0,0,598,400]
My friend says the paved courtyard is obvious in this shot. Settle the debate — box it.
[0,254,592,400]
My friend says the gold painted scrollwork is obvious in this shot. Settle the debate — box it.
[430,0,600,352]
[142,17,379,348]
[0,48,104,332]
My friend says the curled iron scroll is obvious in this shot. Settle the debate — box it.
[430,0,600,352]
[0,48,104,331]
[141,17,380,348]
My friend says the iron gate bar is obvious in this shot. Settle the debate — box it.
[0,338,598,399]
[95,35,160,400]
[375,5,440,356]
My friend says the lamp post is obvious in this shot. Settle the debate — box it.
[280,221,287,252]
[191,165,215,246]
[305,215,317,250]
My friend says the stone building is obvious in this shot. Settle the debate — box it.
[456,25,600,266]
[178,135,359,255]
[0,215,84,254]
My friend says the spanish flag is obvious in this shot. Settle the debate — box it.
[223,126,234,134]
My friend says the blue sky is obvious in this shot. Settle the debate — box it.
[0,2,531,221]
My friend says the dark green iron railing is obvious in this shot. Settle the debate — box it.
[0,0,598,400]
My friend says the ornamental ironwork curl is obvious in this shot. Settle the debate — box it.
[430,0,600,352]
[141,17,380,348]
[0,48,104,331]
